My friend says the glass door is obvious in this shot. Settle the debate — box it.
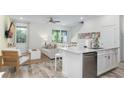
[52,30,61,43]
[61,30,67,43]
[16,26,28,51]
[52,30,67,43]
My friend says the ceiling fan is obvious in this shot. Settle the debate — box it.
[80,21,84,24]
[49,17,60,23]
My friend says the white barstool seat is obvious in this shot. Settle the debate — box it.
[55,53,63,71]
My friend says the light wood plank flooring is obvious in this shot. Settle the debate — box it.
[0,54,124,78]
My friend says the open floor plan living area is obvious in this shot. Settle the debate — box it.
[0,15,124,78]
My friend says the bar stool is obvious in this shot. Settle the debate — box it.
[55,53,63,71]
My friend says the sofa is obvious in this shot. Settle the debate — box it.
[41,42,58,59]
[42,48,58,59]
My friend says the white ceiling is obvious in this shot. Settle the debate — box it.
[10,15,99,26]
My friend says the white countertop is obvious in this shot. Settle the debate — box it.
[59,46,119,54]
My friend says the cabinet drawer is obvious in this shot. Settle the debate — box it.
[97,50,109,55]
[97,49,117,55]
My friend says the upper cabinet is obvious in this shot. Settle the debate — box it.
[100,25,120,48]
[98,16,120,48]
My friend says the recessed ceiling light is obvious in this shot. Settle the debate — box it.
[80,17,83,20]
[20,17,23,20]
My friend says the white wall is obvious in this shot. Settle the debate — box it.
[0,16,8,50]
[71,15,120,48]
[29,22,71,49]
[120,16,124,61]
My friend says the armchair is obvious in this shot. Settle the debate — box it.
[1,49,31,74]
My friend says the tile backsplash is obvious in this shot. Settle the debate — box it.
[78,32,101,48]
[78,32,100,39]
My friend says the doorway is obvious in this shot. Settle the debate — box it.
[16,26,29,51]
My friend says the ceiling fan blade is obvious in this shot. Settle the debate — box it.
[48,17,60,23]
[49,17,53,22]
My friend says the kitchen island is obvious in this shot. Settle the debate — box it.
[60,47,120,78]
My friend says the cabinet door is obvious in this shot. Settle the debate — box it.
[106,49,118,71]
[97,50,110,76]
[101,25,119,48]
[97,53,107,76]
[104,53,109,72]
[101,26,115,47]
[112,49,118,68]
[106,53,112,71]
[97,54,103,75]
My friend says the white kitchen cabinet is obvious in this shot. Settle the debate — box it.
[111,49,118,68]
[100,25,120,48]
[97,50,108,75]
[97,48,118,76]
[97,54,106,75]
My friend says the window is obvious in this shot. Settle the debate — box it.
[61,30,67,43]
[52,30,67,43]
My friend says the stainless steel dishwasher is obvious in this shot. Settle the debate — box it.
[83,52,97,78]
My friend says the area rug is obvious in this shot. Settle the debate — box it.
[1,60,64,78]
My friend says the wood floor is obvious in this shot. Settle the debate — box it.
[0,54,124,78]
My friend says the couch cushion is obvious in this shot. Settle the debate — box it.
[2,48,21,56]
[42,48,58,59]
